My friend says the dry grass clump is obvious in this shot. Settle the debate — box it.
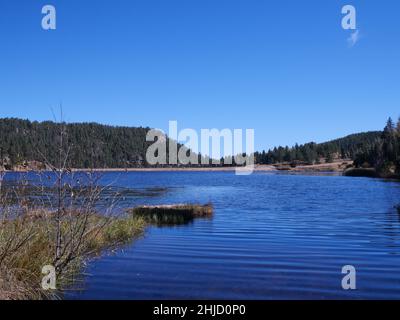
[130,203,213,226]
[0,266,46,300]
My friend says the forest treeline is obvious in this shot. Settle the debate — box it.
[254,131,382,165]
[352,117,400,177]
[0,117,398,172]
[0,118,152,169]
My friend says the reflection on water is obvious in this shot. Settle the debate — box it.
[5,171,400,299]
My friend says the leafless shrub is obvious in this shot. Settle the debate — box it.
[0,116,145,299]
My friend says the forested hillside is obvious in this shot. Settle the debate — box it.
[254,131,382,165]
[353,117,400,177]
[0,118,389,170]
[0,118,152,169]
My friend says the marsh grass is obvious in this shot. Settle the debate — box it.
[0,210,145,300]
[130,203,213,226]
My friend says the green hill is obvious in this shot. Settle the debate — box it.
[0,118,152,169]
[254,131,382,165]
[0,118,383,169]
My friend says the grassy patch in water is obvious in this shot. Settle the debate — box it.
[129,203,213,226]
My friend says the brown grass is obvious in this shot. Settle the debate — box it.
[0,211,146,300]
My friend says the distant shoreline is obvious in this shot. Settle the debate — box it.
[4,161,350,174]
[69,166,277,172]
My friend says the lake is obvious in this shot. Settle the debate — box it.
[11,171,400,299]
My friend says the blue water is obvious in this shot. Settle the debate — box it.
[12,171,400,299]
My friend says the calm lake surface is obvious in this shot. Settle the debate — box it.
[10,171,400,299]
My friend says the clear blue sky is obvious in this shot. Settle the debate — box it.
[0,0,399,150]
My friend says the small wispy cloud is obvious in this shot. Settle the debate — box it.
[347,30,360,47]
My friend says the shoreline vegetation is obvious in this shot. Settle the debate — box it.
[0,202,211,300]
[0,210,146,300]
[343,117,400,180]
